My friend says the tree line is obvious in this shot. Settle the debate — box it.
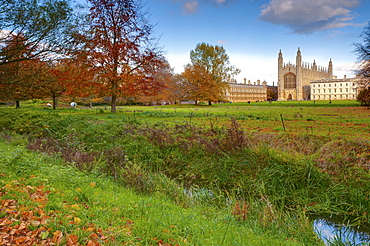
[0,0,240,112]
[1,0,369,110]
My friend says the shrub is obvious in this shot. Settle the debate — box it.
[357,88,370,106]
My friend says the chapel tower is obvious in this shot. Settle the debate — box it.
[277,48,333,101]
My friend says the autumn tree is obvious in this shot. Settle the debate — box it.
[181,64,220,104]
[0,0,74,68]
[36,61,70,110]
[169,74,193,104]
[0,59,44,108]
[57,59,104,108]
[136,58,179,105]
[0,34,46,108]
[189,43,240,105]
[73,0,164,112]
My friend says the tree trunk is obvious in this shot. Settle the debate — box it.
[52,96,57,110]
[15,100,20,109]
[208,101,212,106]
[89,97,93,109]
[111,93,117,113]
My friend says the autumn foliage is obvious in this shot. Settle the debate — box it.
[181,64,221,103]
[70,0,165,112]
[0,34,47,107]
[182,43,240,105]
[0,176,124,246]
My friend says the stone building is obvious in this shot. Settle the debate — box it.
[225,78,267,102]
[278,48,333,101]
[311,76,365,101]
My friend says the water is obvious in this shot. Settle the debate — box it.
[312,214,370,245]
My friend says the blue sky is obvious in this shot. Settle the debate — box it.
[145,0,370,85]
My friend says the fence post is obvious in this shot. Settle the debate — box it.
[280,114,286,132]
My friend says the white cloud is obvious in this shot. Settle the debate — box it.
[216,40,227,44]
[259,0,360,34]
[229,53,277,84]
[183,1,199,14]
[165,52,191,73]
[177,0,236,14]
[333,61,358,78]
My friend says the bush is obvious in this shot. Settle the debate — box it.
[357,88,370,106]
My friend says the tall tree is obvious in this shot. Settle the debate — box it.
[354,21,370,105]
[136,58,178,105]
[74,0,164,112]
[39,63,67,110]
[189,43,240,105]
[181,64,220,104]
[64,63,103,108]
[0,34,45,108]
[0,0,74,68]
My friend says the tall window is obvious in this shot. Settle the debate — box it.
[284,73,296,89]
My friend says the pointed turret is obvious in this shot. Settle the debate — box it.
[278,49,283,67]
[277,49,283,101]
[295,48,302,100]
[328,58,333,77]
[296,47,302,67]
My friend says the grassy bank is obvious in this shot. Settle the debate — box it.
[0,141,321,245]
[0,102,369,245]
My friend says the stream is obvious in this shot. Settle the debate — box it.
[311,214,370,245]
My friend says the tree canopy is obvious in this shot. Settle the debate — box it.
[0,34,46,107]
[354,21,370,89]
[181,64,220,104]
[354,21,370,106]
[0,0,74,67]
[0,0,75,107]
[357,88,370,106]
[72,0,165,112]
[188,43,240,105]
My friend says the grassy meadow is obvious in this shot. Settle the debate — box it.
[0,100,369,245]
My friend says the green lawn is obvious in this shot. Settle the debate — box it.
[0,141,322,245]
[0,101,369,245]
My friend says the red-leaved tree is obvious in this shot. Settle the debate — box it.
[73,0,165,112]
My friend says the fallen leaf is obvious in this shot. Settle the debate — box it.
[67,234,79,245]
[52,230,63,244]
[74,217,81,224]
[40,230,49,239]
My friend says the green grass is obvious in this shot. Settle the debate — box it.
[14,100,366,139]
[0,141,323,245]
[0,101,369,245]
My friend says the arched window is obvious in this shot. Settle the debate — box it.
[284,73,296,89]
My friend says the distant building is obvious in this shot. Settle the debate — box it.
[311,76,366,101]
[278,48,333,101]
[226,78,267,102]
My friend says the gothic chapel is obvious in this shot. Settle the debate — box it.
[278,48,333,100]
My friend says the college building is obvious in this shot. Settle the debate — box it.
[224,48,365,103]
[277,48,365,101]
[278,48,333,101]
[311,76,366,101]
[225,78,268,102]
